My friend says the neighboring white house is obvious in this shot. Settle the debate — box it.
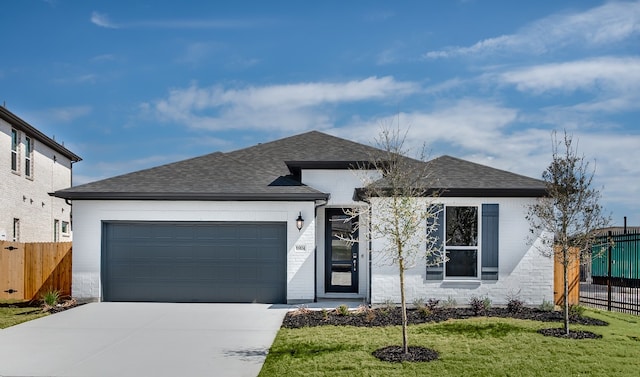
[0,106,81,242]
[55,131,552,305]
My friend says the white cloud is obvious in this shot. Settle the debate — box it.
[129,19,260,29]
[497,57,640,121]
[332,99,522,158]
[149,76,420,131]
[90,11,119,29]
[424,1,640,58]
[335,105,640,224]
[52,74,98,85]
[90,54,116,62]
[177,42,219,66]
[45,106,92,123]
[90,11,264,30]
[500,57,640,94]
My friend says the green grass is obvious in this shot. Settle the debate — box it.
[259,309,640,376]
[0,305,48,329]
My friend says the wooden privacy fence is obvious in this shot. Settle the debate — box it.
[0,241,72,302]
[554,246,580,306]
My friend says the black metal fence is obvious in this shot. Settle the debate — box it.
[580,228,640,315]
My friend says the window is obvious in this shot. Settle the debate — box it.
[54,220,60,242]
[445,206,478,278]
[426,203,499,281]
[24,136,33,177]
[11,129,19,172]
[12,218,20,242]
[61,221,70,235]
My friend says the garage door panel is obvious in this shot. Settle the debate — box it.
[103,222,287,303]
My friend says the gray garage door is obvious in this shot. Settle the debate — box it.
[102,221,287,303]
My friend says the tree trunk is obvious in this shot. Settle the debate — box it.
[399,258,408,354]
[563,251,570,335]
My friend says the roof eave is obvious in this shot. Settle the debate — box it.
[355,187,548,200]
[53,191,330,201]
[0,106,82,162]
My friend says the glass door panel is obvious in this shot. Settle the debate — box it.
[325,209,358,293]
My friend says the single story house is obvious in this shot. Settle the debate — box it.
[54,131,553,305]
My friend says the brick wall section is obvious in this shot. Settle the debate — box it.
[370,197,554,306]
[0,117,74,242]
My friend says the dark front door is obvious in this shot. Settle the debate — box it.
[325,209,358,293]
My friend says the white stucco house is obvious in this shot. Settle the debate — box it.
[0,106,81,242]
[54,131,553,305]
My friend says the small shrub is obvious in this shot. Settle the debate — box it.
[365,308,377,322]
[336,304,350,316]
[291,305,312,316]
[412,297,425,309]
[426,298,441,311]
[41,289,60,308]
[382,299,396,310]
[353,304,369,313]
[442,296,457,309]
[507,298,525,314]
[539,299,555,312]
[469,295,491,316]
[417,306,432,318]
[321,308,329,320]
[569,304,586,319]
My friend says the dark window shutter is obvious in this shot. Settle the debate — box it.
[481,204,499,280]
[426,204,444,280]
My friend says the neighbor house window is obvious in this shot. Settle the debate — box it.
[24,136,33,178]
[445,206,478,278]
[54,219,60,242]
[12,218,20,242]
[61,221,70,235]
[11,129,19,172]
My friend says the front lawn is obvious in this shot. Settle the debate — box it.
[259,309,640,376]
[0,303,48,329]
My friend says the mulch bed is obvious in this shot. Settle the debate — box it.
[372,345,439,363]
[537,328,603,339]
[0,299,80,313]
[283,306,609,329]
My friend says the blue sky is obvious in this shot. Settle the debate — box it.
[2,0,639,225]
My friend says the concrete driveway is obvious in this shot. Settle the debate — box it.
[0,302,289,377]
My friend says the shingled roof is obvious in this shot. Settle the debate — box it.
[54,130,546,200]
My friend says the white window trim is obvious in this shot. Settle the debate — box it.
[12,218,20,242]
[11,129,20,175]
[54,219,60,242]
[61,221,70,236]
[443,205,482,281]
[24,135,33,179]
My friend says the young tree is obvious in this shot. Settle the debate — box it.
[343,125,444,355]
[527,130,609,335]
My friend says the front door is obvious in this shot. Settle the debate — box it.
[325,209,358,293]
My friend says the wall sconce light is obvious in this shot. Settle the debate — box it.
[296,212,304,231]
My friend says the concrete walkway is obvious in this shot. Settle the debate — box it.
[0,302,288,377]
